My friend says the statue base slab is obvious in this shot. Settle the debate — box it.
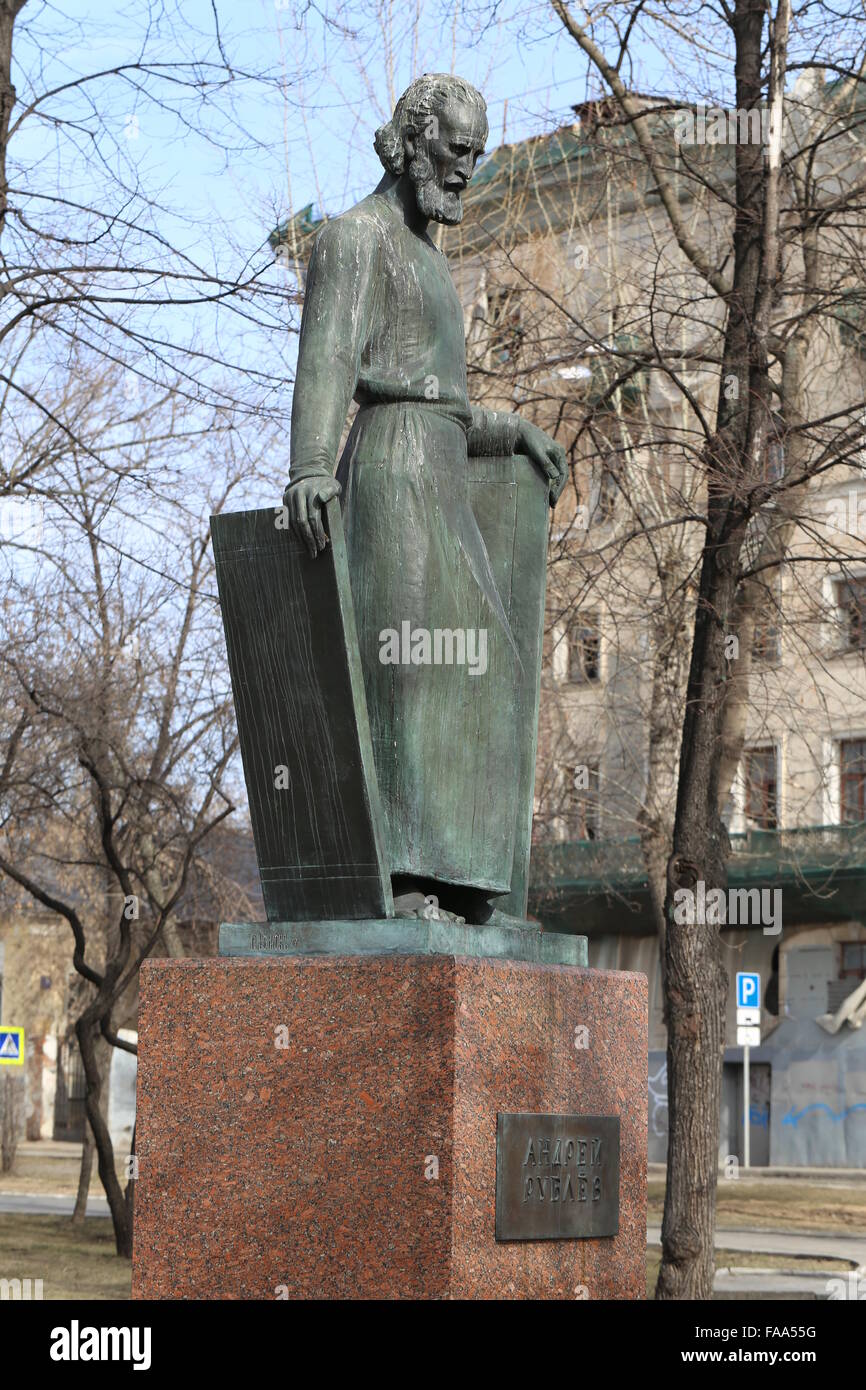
[131,950,647,1299]
[218,917,587,965]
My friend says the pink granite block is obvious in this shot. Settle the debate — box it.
[132,956,647,1299]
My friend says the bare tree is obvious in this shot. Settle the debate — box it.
[0,359,272,1255]
[0,0,297,511]
[546,0,866,1297]
[0,1,302,1252]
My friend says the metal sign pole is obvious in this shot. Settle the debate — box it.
[736,971,760,1171]
[743,1043,750,1170]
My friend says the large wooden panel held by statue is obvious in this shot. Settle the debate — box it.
[211,499,393,922]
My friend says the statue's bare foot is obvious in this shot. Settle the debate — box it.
[393,889,466,925]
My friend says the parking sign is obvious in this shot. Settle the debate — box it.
[736,971,760,1009]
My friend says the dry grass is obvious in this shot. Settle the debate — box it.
[0,1215,132,1301]
[648,1178,866,1233]
[0,1149,128,1198]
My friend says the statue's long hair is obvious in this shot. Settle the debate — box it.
[374,74,487,175]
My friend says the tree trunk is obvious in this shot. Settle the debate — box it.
[71,1125,95,1223]
[0,1,26,244]
[75,1011,132,1257]
[656,542,743,1298]
[656,0,779,1299]
[161,915,186,959]
[716,312,814,806]
[71,1030,110,1223]
[639,571,695,1020]
[124,1120,136,1252]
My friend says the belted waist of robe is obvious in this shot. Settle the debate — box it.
[355,394,472,431]
[287,392,473,488]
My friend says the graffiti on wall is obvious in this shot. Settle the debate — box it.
[782,1101,866,1127]
[648,1060,668,1137]
[749,1063,771,1130]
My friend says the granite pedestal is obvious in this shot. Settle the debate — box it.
[131,927,647,1300]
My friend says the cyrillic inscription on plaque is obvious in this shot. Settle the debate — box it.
[495,1113,620,1241]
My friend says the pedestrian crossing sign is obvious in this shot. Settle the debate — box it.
[0,1027,24,1066]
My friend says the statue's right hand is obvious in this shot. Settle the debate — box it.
[284,475,342,559]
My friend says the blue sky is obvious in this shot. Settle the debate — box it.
[9,0,679,257]
[6,0,638,470]
[10,0,852,315]
[11,0,846,478]
[0,0,749,536]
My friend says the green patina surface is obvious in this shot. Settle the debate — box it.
[219,919,587,966]
[216,76,570,938]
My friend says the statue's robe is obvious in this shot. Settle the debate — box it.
[290,192,524,895]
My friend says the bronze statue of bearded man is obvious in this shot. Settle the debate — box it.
[285,74,567,924]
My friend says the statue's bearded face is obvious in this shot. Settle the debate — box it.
[407,101,487,226]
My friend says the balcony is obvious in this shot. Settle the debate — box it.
[528,825,866,933]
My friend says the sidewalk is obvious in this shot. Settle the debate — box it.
[12,1141,84,1161]
[648,1223,866,1264]
[14,1140,131,1160]
[648,1223,866,1299]
[0,1192,110,1217]
[0,1139,131,1200]
[649,1161,866,1184]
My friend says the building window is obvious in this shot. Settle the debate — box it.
[840,942,866,980]
[486,287,522,364]
[835,577,866,651]
[840,738,866,823]
[744,745,778,829]
[753,612,781,664]
[592,463,618,523]
[563,761,600,840]
[542,623,557,673]
[753,575,782,664]
[761,415,786,483]
[764,439,785,483]
[567,612,601,684]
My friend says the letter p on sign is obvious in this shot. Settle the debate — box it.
[736,971,760,1009]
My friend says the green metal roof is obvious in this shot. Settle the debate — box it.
[529,825,866,933]
[270,74,866,259]
[467,125,593,190]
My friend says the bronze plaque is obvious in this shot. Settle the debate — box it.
[495,1113,620,1241]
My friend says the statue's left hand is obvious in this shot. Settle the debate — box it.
[515,420,568,507]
